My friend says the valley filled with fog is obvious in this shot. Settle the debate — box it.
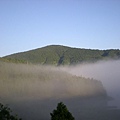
[62,60,120,108]
[0,60,120,120]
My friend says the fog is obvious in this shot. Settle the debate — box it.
[61,60,120,108]
[0,61,120,120]
[0,62,103,101]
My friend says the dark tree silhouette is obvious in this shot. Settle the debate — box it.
[0,103,22,120]
[50,102,75,120]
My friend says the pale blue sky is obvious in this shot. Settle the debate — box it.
[0,0,120,57]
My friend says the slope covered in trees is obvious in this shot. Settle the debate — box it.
[0,61,107,99]
[2,45,120,65]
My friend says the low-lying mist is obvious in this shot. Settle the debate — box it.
[0,62,105,101]
[0,61,120,120]
[61,60,120,108]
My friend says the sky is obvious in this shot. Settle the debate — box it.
[0,0,120,57]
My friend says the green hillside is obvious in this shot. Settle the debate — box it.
[3,45,120,65]
[0,57,27,64]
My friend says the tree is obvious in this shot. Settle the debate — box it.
[0,103,22,120]
[50,102,75,120]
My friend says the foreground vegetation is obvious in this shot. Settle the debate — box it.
[50,102,75,120]
[0,103,22,120]
[0,102,74,120]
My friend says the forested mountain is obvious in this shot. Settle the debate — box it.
[2,45,120,65]
[0,57,27,64]
[1,48,120,119]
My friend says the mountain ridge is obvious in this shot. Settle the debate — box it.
[2,45,120,65]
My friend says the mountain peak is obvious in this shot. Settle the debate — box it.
[2,45,120,65]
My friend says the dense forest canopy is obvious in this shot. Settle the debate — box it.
[2,45,120,65]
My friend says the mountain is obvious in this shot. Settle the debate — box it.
[3,45,120,65]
